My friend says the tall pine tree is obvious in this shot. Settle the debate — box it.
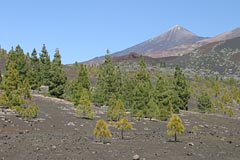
[2,61,24,107]
[121,72,135,110]
[49,48,67,97]
[93,50,121,105]
[73,64,91,104]
[77,64,90,90]
[6,45,29,82]
[132,57,152,116]
[29,48,41,89]
[39,44,51,85]
[173,65,190,110]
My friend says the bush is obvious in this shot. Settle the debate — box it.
[13,103,39,120]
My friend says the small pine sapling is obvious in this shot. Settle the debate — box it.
[94,119,112,143]
[167,114,185,142]
[115,117,132,139]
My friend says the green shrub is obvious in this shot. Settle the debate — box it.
[13,103,39,120]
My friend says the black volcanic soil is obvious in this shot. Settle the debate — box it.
[1,95,240,160]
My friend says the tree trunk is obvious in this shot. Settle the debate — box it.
[121,129,124,140]
[174,133,177,142]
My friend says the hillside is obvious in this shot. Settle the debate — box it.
[200,27,240,44]
[107,36,240,78]
[164,37,240,76]
[112,52,161,64]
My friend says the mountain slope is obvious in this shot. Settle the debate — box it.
[200,27,240,44]
[146,27,240,58]
[112,25,206,57]
[84,25,207,65]
[164,37,240,76]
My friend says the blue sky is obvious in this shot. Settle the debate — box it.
[0,0,240,64]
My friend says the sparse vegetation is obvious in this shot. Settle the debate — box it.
[0,36,240,160]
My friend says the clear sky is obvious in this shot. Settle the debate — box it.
[0,0,240,64]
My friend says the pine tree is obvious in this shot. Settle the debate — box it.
[0,93,8,111]
[39,44,51,85]
[167,114,185,142]
[2,62,20,92]
[154,74,180,119]
[63,79,78,101]
[21,78,32,100]
[115,117,132,139]
[0,48,7,56]
[94,119,112,143]
[73,64,91,105]
[173,65,190,110]
[2,52,37,119]
[161,90,181,114]
[93,51,121,105]
[73,82,83,105]
[2,62,24,107]
[121,72,135,109]
[76,88,95,119]
[154,74,167,104]
[14,45,29,82]
[6,45,29,82]
[107,95,126,121]
[159,107,170,121]
[29,48,41,89]
[135,56,151,83]
[78,64,90,90]
[197,92,213,113]
[132,57,152,116]
[146,98,160,120]
[49,48,67,97]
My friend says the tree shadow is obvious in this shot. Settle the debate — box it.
[166,139,182,143]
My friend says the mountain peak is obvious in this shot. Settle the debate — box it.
[169,25,185,30]
[164,25,197,37]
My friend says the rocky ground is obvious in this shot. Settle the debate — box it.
[1,95,240,160]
